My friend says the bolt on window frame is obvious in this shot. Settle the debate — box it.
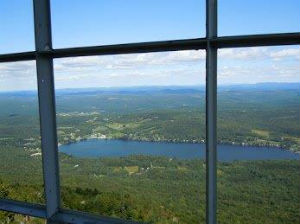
[0,0,299,223]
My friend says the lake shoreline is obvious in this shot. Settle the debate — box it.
[58,136,299,154]
[59,138,299,161]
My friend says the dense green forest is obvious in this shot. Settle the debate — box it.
[0,84,299,223]
[1,85,299,152]
[0,147,299,224]
[55,86,300,151]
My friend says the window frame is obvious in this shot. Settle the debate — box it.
[0,0,299,223]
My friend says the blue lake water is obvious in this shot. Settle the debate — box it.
[59,139,299,162]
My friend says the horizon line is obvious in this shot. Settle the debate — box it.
[0,82,299,93]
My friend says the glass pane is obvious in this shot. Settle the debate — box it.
[54,50,206,223]
[0,0,35,54]
[217,46,300,223]
[219,0,300,36]
[51,0,205,48]
[0,61,44,204]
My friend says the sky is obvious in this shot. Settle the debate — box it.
[0,0,299,91]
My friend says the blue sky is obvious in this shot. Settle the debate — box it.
[0,0,299,90]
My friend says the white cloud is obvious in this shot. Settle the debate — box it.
[54,50,205,71]
[0,47,299,91]
[53,50,206,88]
[218,46,299,84]
[0,61,37,91]
[218,61,300,84]
[219,48,268,60]
[219,47,300,62]
[270,48,300,61]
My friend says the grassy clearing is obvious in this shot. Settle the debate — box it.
[125,166,139,174]
[252,129,270,138]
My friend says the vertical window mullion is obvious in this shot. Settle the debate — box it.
[33,0,60,220]
[206,0,217,224]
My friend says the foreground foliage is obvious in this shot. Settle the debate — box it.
[0,147,299,224]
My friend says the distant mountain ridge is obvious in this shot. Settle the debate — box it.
[0,82,299,96]
[55,82,300,96]
[218,82,300,91]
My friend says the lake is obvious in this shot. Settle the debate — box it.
[59,139,299,162]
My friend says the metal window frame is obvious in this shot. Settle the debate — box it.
[0,0,299,223]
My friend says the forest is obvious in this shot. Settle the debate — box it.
[0,147,299,224]
[0,83,299,223]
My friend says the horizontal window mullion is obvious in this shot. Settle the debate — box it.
[0,199,47,219]
[0,51,36,63]
[42,38,207,58]
[213,32,300,48]
[1,33,299,62]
